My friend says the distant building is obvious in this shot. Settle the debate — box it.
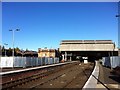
[17,50,38,57]
[38,48,57,58]
[119,48,120,56]
[24,51,38,57]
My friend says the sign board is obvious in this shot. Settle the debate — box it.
[82,57,88,59]
[67,53,72,56]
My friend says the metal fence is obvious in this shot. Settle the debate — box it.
[102,56,120,68]
[0,57,59,68]
[14,57,26,68]
[102,57,111,67]
[110,56,120,68]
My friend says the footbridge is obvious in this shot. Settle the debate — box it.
[59,40,118,61]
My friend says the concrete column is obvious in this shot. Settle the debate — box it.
[62,54,65,60]
[65,52,67,61]
[108,51,110,57]
[119,50,120,56]
[70,56,72,61]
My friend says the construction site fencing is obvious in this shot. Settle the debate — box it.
[102,56,120,68]
[0,57,59,68]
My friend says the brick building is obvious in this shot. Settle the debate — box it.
[38,48,57,58]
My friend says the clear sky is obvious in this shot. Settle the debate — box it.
[2,2,118,51]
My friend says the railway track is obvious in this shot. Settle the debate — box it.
[1,62,78,89]
[29,62,94,89]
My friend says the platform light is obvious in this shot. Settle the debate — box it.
[9,29,20,59]
[4,43,8,57]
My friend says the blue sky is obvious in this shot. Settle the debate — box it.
[2,2,118,51]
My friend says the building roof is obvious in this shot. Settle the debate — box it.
[60,40,113,44]
[38,48,55,52]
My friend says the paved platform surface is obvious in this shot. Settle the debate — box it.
[97,63,120,90]
[83,61,120,90]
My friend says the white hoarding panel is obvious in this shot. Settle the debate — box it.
[0,57,13,68]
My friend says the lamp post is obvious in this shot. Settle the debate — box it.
[9,29,20,58]
[116,14,120,56]
[4,43,8,57]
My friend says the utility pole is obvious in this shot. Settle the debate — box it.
[9,29,20,68]
[4,43,8,57]
[9,29,20,58]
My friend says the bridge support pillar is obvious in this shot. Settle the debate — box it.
[65,52,67,61]
[70,56,72,61]
[62,54,65,61]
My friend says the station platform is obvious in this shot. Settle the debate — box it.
[97,63,120,90]
[82,61,120,90]
[0,61,78,76]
